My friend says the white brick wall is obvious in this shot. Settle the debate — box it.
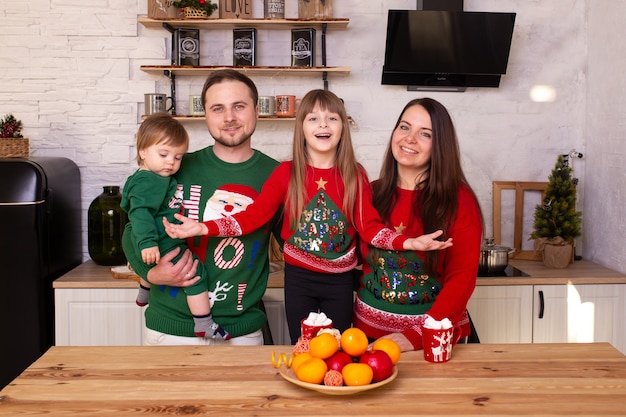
[1,0,624,273]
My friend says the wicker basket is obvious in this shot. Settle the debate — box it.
[183,7,208,18]
[0,138,29,158]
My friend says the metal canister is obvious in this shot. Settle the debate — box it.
[233,28,257,66]
[291,28,316,67]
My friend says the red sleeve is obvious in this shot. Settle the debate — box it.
[204,163,289,236]
[426,185,483,324]
[353,167,409,250]
[402,328,424,350]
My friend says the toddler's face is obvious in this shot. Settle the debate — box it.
[139,142,187,177]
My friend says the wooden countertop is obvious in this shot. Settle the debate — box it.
[53,260,286,289]
[54,258,626,290]
[1,343,625,416]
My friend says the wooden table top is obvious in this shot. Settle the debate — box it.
[1,343,625,416]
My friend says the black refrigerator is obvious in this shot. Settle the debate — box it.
[0,157,82,389]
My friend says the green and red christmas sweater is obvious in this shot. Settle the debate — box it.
[353,184,483,350]
[203,162,410,273]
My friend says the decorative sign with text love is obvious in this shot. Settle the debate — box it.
[219,0,252,18]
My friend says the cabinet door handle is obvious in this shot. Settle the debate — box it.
[538,290,545,319]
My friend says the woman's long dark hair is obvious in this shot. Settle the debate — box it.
[373,98,481,271]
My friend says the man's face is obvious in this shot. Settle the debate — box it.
[203,80,258,148]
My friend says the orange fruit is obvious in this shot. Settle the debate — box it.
[372,338,402,365]
[309,332,339,359]
[340,327,369,357]
[341,363,373,386]
[290,352,312,373]
[294,357,328,384]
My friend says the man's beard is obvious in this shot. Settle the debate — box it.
[214,132,252,148]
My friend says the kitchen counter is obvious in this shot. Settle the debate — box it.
[54,258,626,290]
[1,343,625,416]
[53,260,286,289]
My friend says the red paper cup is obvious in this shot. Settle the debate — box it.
[300,318,333,340]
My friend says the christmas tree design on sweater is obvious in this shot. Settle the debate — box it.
[290,185,350,259]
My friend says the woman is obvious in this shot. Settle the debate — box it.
[353,98,483,352]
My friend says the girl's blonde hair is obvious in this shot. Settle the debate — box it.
[135,113,189,164]
[287,89,364,228]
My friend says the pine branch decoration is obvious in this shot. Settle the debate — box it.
[0,114,24,138]
[531,155,582,243]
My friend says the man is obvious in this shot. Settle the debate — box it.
[123,69,280,345]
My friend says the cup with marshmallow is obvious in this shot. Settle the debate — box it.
[422,316,462,363]
[300,312,333,340]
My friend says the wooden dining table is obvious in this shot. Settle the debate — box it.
[1,343,625,416]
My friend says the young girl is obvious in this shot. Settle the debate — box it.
[163,90,451,343]
[121,112,230,340]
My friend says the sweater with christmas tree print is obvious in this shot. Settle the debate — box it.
[123,146,280,338]
[353,184,482,350]
[203,162,410,274]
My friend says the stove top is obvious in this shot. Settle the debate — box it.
[477,264,529,277]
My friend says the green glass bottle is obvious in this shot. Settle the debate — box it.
[88,185,128,266]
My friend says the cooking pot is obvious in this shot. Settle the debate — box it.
[479,238,513,274]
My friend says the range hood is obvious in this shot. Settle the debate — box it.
[381,7,516,92]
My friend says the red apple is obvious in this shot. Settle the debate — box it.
[359,350,394,383]
[325,351,353,372]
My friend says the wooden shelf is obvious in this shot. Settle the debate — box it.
[138,17,349,30]
[143,115,295,121]
[140,65,351,76]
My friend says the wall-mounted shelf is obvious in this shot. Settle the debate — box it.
[140,65,350,76]
[137,16,350,116]
[143,115,295,121]
[138,17,349,30]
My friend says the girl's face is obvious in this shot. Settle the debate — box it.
[391,104,433,179]
[139,141,187,177]
[302,103,342,165]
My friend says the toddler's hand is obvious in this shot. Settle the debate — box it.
[141,246,160,265]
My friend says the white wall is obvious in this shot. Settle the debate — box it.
[0,0,624,273]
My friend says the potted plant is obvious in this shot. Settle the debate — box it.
[530,154,582,268]
[173,0,217,18]
[0,114,29,158]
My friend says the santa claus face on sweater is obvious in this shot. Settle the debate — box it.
[202,184,257,221]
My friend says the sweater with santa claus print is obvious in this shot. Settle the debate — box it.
[123,146,280,339]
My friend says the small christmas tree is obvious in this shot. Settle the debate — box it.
[531,154,582,243]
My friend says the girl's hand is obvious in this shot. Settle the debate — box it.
[163,213,208,239]
[403,230,453,251]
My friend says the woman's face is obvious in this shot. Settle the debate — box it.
[391,104,433,177]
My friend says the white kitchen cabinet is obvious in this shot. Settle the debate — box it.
[55,286,289,346]
[468,283,626,354]
[55,288,144,346]
[467,285,533,344]
[533,284,626,352]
